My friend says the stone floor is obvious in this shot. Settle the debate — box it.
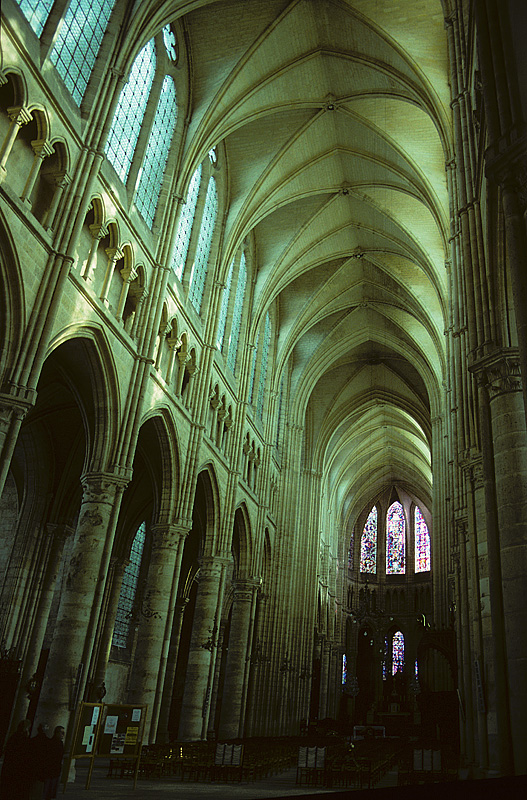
[63,761,400,798]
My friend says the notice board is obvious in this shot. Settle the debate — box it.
[97,704,146,758]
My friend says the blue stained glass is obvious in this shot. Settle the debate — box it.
[392,630,404,675]
[386,501,405,574]
[135,76,177,227]
[256,313,271,418]
[17,0,53,38]
[50,0,115,106]
[342,653,347,685]
[112,521,146,648]
[216,258,234,349]
[414,506,431,572]
[188,176,218,312]
[172,165,202,280]
[227,252,247,374]
[105,40,156,183]
[360,506,377,573]
[415,658,419,679]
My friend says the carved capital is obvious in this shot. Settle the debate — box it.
[30,139,54,159]
[470,347,522,398]
[7,106,32,127]
[80,472,129,504]
[150,523,188,550]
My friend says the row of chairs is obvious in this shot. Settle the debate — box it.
[136,738,298,782]
[296,738,404,789]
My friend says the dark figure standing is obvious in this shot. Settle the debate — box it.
[28,723,50,800]
[42,727,65,800]
[0,718,31,800]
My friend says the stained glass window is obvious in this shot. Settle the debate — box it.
[386,501,405,574]
[415,658,419,679]
[392,631,404,675]
[172,165,202,280]
[105,40,156,183]
[217,258,234,349]
[15,0,53,36]
[248,331,259,404]
[188,176,217,312]
[162,24,177,61]
[414,506,431,572]
[112,521,146,648]
[360,506,377,573]
[50,0,116,106]
[342,653,347,685]
[135,75,177,227]
[227,252,247,374]
[256,313,271,418]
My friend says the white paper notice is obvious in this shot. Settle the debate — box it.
[86,732,95,754]
[131,709,141,722]
[91,707,100,726]
[104,716,118,735]
[82,726,92,746]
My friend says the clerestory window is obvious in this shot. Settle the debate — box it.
[112,521,146,648]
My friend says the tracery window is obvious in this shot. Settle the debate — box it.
[414,506,431,572]
[112,521,146,648]
[386,501,405,574]
[226,252,247,374]
[188,176,218,312]
[342,653,347,685]
[216,258,234,350]
[105,40,156,183]
[360,506,377,573]
[135,75,177,227]
[15,0,53,36]
[50,0,115,105]
[392,630,404,675]
[172,165,202,280]
[256,312,271,418]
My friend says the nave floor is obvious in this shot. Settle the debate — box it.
[63,761,400,798]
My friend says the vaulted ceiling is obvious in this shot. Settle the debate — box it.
[147,0,452,524]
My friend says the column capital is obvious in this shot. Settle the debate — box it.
[232,577,261,602]
[80,472,129,502]
[150,523,189,549]
[30,138,54,159]
[470,347,522,398]
[45,523,74,542]
[7,105,32,126]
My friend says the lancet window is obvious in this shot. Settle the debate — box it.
[226,251,247,374]
[360,506,377,573]
[15,0,53,36]
[112,521,146,648]
[392,630,404,675]
[414,505,431,572]
[256,312,271,418]
[386,501,405,574]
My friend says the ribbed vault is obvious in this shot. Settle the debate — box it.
[149,0,451,534]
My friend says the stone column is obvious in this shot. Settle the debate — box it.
[178,557,226,741]
[0,106,32,179]
[99,247,123,305]
[218,579,259,739]
[89,556,129,697]
[156,597,189,743]
[81,223,108,282]
[318,639,330,719]
[35,473,127,732]
[480,349,527,774]
[127,524,187,742]
[20,138,54,204]
[9,523,73,730]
